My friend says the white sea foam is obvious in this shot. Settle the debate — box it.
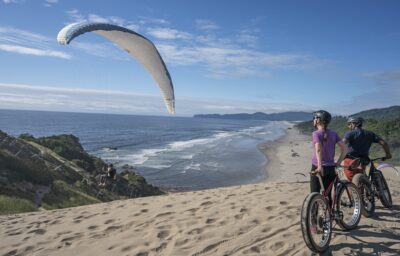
[184,162,201,171]
[98,122,287,170]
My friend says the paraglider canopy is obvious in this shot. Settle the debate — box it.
[57,21,175,114]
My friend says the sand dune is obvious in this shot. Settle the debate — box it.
[1,127,399,256]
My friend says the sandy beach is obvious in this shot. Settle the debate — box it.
[1,126,399,256]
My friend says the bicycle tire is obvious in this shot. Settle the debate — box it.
[375,171,393,208]
[335,182,362,230]
[301,192,332,253]
[352,173,375,217]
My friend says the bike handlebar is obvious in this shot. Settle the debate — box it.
[370,157,386,162]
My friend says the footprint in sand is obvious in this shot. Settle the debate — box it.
[157,230,170,239]
[88,225,98,230]
[27,229,46,235]
[200,201,213,206]
[188,228,203,235]
[279,201,288,205]
[105,225,122,232]
[219,220,227,225]
[206,218,216,224]
[155,242,167,252]
[240,207,248,213]
[175,238,189,246]
[249,246,261,253]
[49,220,60,225]
[234,213,244,220]
[155,212,174,218]
[121,245,134,252]
[141,209,149,213]
[265,206,276,211]
[3,249,18,256]
[185,208,198,214]
[269,241,285,251]
[104,219,114,224]
[262,227,272,233]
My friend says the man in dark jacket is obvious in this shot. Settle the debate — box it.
[342,117,392,180]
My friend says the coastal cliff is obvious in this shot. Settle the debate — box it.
[0,131,164,214]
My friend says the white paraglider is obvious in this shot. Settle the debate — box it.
[57,21,175,114]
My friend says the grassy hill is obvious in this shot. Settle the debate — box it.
[351,106,400,120]
[0,131,164,215]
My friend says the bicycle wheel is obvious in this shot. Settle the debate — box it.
[301,192,332,253]
[352,173,375,217]
[335,182,362,230]
[374,171,393,208]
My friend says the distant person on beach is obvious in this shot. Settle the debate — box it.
[342,117,392,181]
[310,110,347,193]
[99,164,117,186]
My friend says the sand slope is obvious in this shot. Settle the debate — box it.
[1,127,399,256]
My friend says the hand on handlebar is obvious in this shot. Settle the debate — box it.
[310,166,323,176]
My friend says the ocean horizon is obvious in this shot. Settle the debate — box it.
[0,109,288,190]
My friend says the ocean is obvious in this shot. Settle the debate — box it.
[0,109,288,190]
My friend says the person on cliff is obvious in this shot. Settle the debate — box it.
[99,163,117,186]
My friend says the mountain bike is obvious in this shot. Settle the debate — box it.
[368,157,393,208]
[348,158,376,217]
[301,167,362,253]
[351,157,394,213]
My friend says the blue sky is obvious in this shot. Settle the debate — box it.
[0,0,399,116]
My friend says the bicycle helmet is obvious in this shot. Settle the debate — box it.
[313,110,332,125]
[347,116,364,127]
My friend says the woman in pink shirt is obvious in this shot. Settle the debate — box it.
[310,110,347,193]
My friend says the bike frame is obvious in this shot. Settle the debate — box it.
[367,157,385,179]
[314,168,351,213]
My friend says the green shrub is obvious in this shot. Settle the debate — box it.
[42,180,100,209]
[0,195,37,215]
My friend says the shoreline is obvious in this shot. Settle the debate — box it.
[258,123,311,183]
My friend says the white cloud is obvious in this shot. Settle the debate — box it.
[0,26,71,59]
[3,0,25,4]
[61,12,324,78]
[0,44,70,58]
[195,19,220,30]
[137,17,168,25]
[65,9,85,23]
[88,14,117,24]
[43,0,58,7]
[70,41,129,61]
[66,10,139,30]
[156,43,314,77]
[147,28,192,40]
[0,82,315,115]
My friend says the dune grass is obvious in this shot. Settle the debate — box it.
[0,195,37,215]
